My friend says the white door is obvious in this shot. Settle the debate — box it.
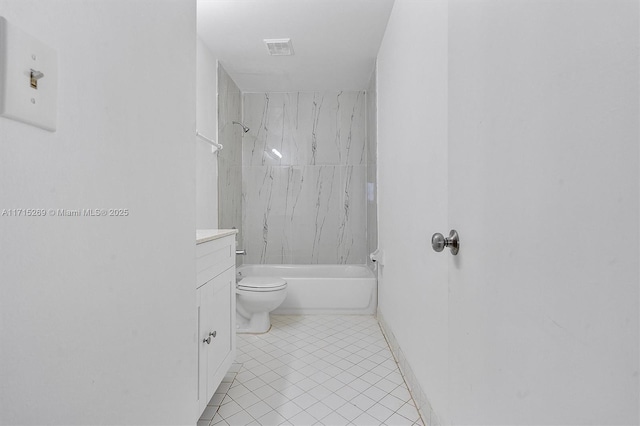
[447,1,638,425]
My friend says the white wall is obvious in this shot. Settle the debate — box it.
[196,37,218,229]
[376,0,449,422]
[0,1,197,424]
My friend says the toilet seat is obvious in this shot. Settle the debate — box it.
[237,277,287,292]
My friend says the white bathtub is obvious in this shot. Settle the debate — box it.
[237,264,377,315]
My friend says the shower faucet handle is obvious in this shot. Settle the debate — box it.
[431,230,460,255]
[236,249,246,255]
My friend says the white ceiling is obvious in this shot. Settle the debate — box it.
[197,0,395,92]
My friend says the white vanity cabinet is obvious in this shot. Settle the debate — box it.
[196,230,237,415]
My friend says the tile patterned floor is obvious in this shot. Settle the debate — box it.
[198,315,424,426]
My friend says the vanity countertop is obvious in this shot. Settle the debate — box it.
[196,229,238,245]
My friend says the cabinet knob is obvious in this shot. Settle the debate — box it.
[203,336,211,344]
[209,331,217,338]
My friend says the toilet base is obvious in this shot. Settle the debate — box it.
[236,311,272,334]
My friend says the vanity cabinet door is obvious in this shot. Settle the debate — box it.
[197,282,213,414]
[195,234,236,417]
[196,265,236,414]
[207,267,235,397]
[209,268,236,382]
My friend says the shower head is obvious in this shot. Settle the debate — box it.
[232,121,250,133]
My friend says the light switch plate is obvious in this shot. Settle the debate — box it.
[0,16,57,131]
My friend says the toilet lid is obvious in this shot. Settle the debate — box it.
[237,277,287,291]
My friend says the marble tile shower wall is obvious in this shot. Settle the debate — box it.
[217,65,243,263]
[242,92,367,264]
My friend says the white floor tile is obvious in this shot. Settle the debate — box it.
[350,393,377,411]
[371,365,393,378]
[335,384,360,401]
[245,401,272,420]
[253,384,278,400]
[334,359,354,370]
[268,377,291,392]
[310,371,331,384]
[362,384,389,403]
[221,394,233,406]
[279,384,306,400]
[361,371,383,385]
[385,412,415,426]
[234,391,261,409]
[390,385,412,403]
[250,364,271,376]
[261,392,288,410]
[366,402,395,423]
[334,401,364,421]
[305,401,334,421]
[291,392,319,410]
[305,385,331,401]
[288,410,317,426]
[379,394,407,412]
[227,384,251,400]
[396,402,421,422]
[375,378,399,393]
[224,409,255,426]
[346,364,368,377]
[352,411,383,426]
[322,377,347,392]
[211,413,227,425]
[320,392,348,410]
[349,377,372,392]
[217,400,243,419]
[259,371,281,384]
[243,377,268,392]
[276,400,304,419]
[235,371,257,384]
[335,371,358,385]
[256,410,287,426]
[222,315,423,426]
[359,359,379,372]
[296,377,320,392]
[380,359,399,371]
[320,411,351,426]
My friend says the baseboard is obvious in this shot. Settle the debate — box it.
[377,309,440,426]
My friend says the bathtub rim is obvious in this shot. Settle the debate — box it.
[237,263,377,315]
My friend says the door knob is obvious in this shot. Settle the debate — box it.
[431,229,460,255]
[203,336,211,344]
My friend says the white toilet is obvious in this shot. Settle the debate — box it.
[236,277,287,333]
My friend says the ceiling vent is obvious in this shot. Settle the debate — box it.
[264,38,294,56]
